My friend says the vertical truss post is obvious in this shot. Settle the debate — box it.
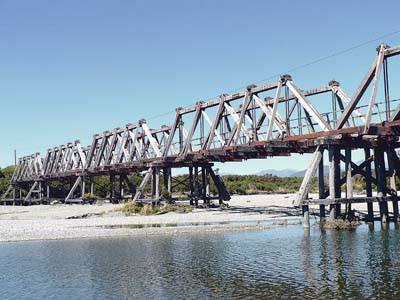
[332,91,337,128]
[266,81,283,140]
[318,147,326,220]
[285,86,290,135]
[297,100,302,135]
[374,148,389,223]
[383,58,390,120]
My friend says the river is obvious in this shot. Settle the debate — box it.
[1,223,399,299]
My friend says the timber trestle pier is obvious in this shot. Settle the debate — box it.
[3,44,400,227]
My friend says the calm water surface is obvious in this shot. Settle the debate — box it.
[1,223,400,299]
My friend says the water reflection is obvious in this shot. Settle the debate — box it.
[1,223,400,299]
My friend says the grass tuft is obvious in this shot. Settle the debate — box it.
[117,201,193,216]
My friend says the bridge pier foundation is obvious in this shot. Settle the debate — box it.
[299,142,400,225]
[302,205,310,228]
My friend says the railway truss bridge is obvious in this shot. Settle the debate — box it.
[3,43,400,227]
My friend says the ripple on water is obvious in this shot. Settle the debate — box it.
[0,222,400,299]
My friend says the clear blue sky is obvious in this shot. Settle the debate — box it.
[1,0,400,174]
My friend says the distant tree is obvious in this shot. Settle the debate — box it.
[0,165,16,195]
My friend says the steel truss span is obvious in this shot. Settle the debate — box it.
[3,43,400,226]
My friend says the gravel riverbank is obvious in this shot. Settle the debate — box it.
[0,193,382,242]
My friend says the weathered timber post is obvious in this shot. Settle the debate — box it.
[328,146,338,221]
[119,175,124,199]
[203,166,210,205]
[81,176,86,198]
[364,148,374,222]
[151,167,160,202]
[345,147,353,218]
[387,148,399,222]
[155,168,160,202]
[205,169,210,199]
[189,167,194,205]
[334,148,341,217]
[194,166,199,206]
[163,168,172,197]
[38,181,42,201]
[46,182,50,199]
[302,204,310,228]
[374,148,389,223]
[90,177,94,195]
[110,174,115,202]
[201,166,208,205]
[319,147,326,220]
